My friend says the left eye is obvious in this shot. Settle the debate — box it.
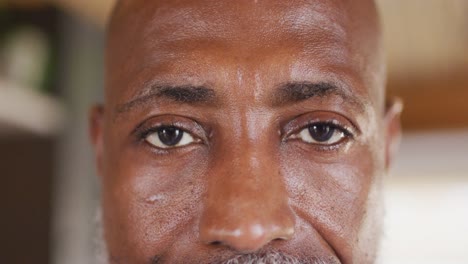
[295,123,347,145]
[145,126,196,149]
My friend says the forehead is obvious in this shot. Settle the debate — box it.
[129,0,346,38]
[107,0,380,106]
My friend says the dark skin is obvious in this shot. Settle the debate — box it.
[90,0,402,263]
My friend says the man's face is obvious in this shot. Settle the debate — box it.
[91,0,401,263]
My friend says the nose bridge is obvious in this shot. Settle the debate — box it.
[199,139,295,252]
[221,143,277,203]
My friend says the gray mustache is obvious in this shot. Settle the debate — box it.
[217,252,334,264]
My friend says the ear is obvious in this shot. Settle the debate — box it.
[89,104,105,177]
[384,97,403,171]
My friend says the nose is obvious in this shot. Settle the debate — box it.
[199,146,295,253]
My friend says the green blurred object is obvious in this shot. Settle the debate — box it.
[0,4,58,94]
[2,26,50,91]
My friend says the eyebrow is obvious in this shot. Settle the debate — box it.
[272,81,365,110]
[115,84,217,115]
[115,81,365,119]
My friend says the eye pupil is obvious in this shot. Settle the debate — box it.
[158,126,183,146]
[308,124,335,142]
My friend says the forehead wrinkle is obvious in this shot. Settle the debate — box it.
[108,0,381,112]
[111,0,353,67]
[138,2,237,45]
[130,0,350,47]
[142,8,216,43]
[280,2,348,42]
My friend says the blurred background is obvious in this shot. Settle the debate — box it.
[0,0,466,263]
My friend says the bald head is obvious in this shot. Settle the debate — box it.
[92,1,401,263]
[106,0,385,110]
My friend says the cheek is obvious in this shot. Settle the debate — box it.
[101,146,207,262]
[281,143,380,260]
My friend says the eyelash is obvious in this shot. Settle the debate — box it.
[133,118,356,154]
[136,125,167,141]
[306,121,353,138]
[134,121,193,141]
[284,120,355,151]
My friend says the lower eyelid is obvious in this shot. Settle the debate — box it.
[177,133,197,146]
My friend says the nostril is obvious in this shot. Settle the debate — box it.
[272,237,289,244]
[210,241,222,246]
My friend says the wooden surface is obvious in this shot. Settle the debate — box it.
[388,71,468,131]
[0,138,53,264]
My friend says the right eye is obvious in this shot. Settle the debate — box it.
[296,123,348,145]
[145,126,196,149]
